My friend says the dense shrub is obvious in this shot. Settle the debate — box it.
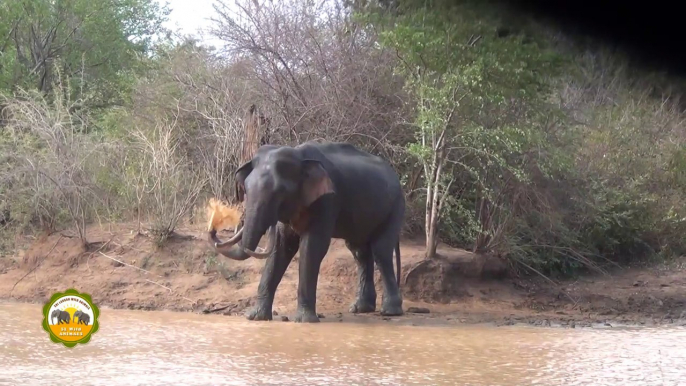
[1,0,684,277]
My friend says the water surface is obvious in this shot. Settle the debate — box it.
[1,302,684,385]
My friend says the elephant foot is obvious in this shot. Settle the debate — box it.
[245,305,273,321]
[380,297,404,316]
[294,308,320,323]
[349,299,376,314]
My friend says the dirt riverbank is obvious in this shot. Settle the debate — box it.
[1,223,685,328]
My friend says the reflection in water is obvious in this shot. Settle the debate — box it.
[1,302,685,385]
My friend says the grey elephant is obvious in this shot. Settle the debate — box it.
[51,309,70,325]
[208,141,405,323]
[73,310,90,325]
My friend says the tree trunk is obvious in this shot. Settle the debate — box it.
[424,170,433,256]
[241,104,269,164]
[425,159,442,259]
[426,222,438,258]
[424,129,448,259]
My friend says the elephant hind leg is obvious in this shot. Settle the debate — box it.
[370,201,404,317]
[347,242,376,314]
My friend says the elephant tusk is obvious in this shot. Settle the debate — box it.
[242,225,277,259]
[209,225,243,249]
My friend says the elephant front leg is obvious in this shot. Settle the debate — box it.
[294,234,327,323]
[246,223,300,321]
[294,200,335,323]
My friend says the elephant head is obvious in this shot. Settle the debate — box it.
[208,145,335,260]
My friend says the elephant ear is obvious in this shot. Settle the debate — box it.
[234,160,253,202]
[301,159,335,207]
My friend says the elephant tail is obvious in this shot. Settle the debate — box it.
[395,240,401,287]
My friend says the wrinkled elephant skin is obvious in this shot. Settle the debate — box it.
[208,141,405,323]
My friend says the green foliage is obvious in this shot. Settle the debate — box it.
[438,195,481,246]
[368,0,567,258]
[0,0,169,110]
[360,0,686,275]
[1,0,685,276]
[578,184,658,258]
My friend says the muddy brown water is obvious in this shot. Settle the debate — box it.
[1,302,685,386]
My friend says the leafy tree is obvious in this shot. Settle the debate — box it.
[0,0,170,111]
[368,0,559,258]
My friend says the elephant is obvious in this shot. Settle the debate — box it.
[51,309,70,325]
[208,141,405,323]
[73,310,90,325]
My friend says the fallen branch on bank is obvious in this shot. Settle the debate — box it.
[98,251,198,306]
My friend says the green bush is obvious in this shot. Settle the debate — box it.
[1,0,684,276]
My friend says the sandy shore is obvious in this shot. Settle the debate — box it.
[2,223,685,328]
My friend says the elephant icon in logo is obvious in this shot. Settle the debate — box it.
[51,309,70,325]
[73,310,90,325]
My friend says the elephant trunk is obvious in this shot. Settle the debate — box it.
[208,228,250,260]
[242,225,276,259]
[208,203,276,260]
